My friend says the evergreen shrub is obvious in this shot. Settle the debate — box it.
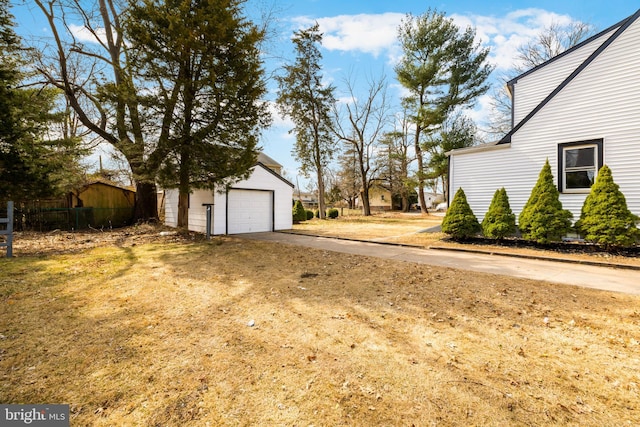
[327,208,339,219]
[482,187,516,239]
[292,200,306,222]
[575,165,639,248]
[305,210,314,220]
[441,188,481,239]
[518,160,572,243]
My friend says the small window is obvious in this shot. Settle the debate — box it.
[380,194,385,201]
[558,140,603,193]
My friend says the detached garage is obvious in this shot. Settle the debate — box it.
[163,154,294,235]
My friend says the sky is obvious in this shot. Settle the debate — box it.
[8,0,639,189]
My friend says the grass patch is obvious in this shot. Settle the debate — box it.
[293,212,640,267]
[1,232,639,425]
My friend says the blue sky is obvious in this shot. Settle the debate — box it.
[8,1,638,188]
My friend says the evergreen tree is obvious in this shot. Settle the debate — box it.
[126,0,270,228]
[0,0,85,201]
[482,187,516,239]
[575,165,639,248]
[395,9,492,213]
[518,160,572,243]
[292,200,306,222]
[442,187,480,239]
[276,24,336,219]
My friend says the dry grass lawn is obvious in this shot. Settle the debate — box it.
[1,225,639,426]
[293,212,640,267]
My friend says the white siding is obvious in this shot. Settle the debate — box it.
[451,16,640,222]
[164,189,179,227]
[163,164,293,234]
[512,29,614,124]
[188,190,215,234]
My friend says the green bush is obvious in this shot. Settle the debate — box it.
[518,160,572,243]
[575,165,639,248]
[327,208,339,219]
[482,187,516,239]
[305,210,314,220]
[441,188,481,239]
[292,200,306,222]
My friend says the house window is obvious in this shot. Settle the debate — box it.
[558,139,603,193]
[380,194,385,201]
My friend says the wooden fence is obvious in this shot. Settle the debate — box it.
[1,201,13,258]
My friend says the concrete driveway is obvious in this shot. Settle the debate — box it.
[239,232,640,296]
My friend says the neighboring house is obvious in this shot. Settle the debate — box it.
[368,184,393,211]
[448,9,640,222]
[295,192,319,210]
[424,192,444,209]
[163,154,294,234]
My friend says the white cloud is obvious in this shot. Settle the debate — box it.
[451,9,579,71]
[292,13,404,58]
[291,9,584,72]
[267,101,294,130]
[68,23,107,45]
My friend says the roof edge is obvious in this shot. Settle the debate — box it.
[255,162,294,188]
[500,8,640,145]
[447,141,510,156]
[507,9,638,86]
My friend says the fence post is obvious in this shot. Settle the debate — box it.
[1,201,13,258]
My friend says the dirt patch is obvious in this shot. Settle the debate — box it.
[7,223,203,257]
[1,225,639,425]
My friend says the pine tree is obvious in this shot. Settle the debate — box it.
[1,0,84,201]
[518,160,572,243]
[575,165,639,248]
[442,187,480,239]
[292,200,306,222]
[482,187,516,239]
[276,24,336,220]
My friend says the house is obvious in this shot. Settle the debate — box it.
[368,183,393,211]
[295,192,319,210]
[163,153,294,234]
[448,9,640,222]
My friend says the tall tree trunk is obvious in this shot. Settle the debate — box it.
[414,126,429,214]
[177,144,190,228]
[401,195,409,212]
[361,186,371,216]
[316,166,326,219]
[134,181,159,221]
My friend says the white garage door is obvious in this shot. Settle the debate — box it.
[227,189,273,234]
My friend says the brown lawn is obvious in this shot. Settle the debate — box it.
[0,224,639,426]
[293,212,640,267]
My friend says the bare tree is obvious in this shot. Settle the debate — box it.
[377,106,416,212]
[332,74,390,216]
[516,22,595,72]
[33,0,161,220]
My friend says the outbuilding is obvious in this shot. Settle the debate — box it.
[163,153,294,235]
